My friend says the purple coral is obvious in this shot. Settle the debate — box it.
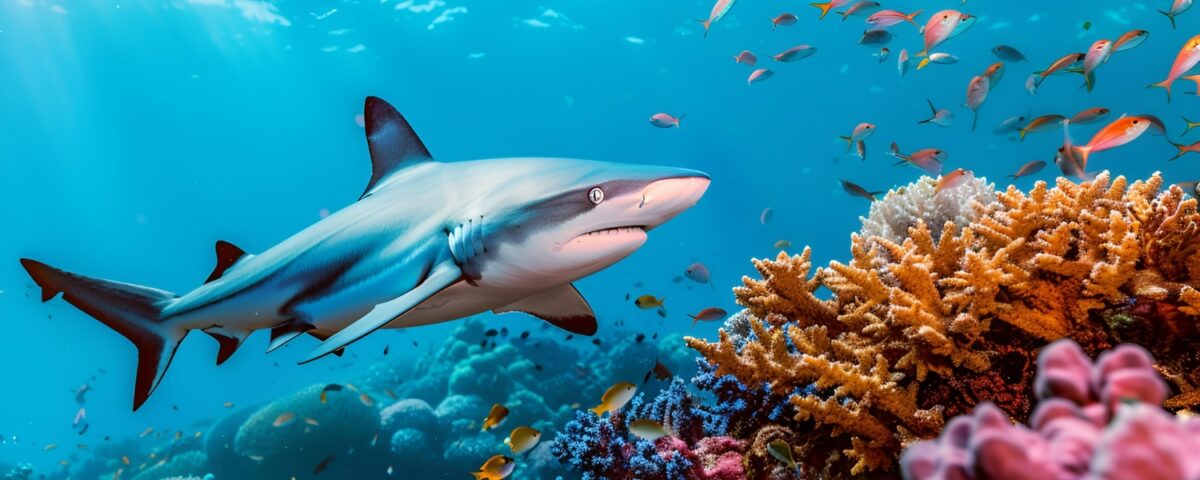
[901,339,1199,480]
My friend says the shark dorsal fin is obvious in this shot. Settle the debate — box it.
[205,240,247,284]
[362,96,433,199]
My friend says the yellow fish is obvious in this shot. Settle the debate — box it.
[767,439,800,475]
[590,382,637,416]
[504,426,541,455]
[471,455,515,480]
[634,295,664,309]
[629,419,671,441]
[481,404,510,431]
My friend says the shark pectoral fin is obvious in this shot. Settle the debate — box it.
[267,321,315,353]
[300,262,462,364]
[493,283,598,336]
[361,96,434,199]
[205,240,249,284]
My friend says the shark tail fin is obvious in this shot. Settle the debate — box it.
[20,259,183,411]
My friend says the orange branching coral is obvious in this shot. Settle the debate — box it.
[686,172,1200,478]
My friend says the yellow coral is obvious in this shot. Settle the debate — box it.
[688,172,1200,477]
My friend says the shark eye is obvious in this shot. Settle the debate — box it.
[588,187,605,205]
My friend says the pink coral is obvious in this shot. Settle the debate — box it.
[901,339,1200,480]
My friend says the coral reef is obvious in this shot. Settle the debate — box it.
[686,172,1200,476]
[550,379,746,480]
[901,339,1200,479]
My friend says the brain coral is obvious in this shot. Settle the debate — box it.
[234,383,379,462]
[860,174,996,244]
[687,172,1200,477]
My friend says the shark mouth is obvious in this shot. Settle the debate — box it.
[580,226,645,237]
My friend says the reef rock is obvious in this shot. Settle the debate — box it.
[233,384,379,463]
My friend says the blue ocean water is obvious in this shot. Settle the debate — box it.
[0,0,1197,478]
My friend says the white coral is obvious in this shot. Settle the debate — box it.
[859,175,996,244]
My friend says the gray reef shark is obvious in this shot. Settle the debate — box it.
[21,96,710,410]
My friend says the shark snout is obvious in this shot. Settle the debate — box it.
[639,174,710,230]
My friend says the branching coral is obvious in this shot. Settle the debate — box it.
[901,339,1200,480]
[687,172,1200,477]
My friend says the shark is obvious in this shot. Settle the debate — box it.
[20,96,710,411]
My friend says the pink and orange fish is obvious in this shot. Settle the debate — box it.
[918,10,975,57]
[1148,34,1200,102]
[1069,115,1165,167]
[964,75,990,132]
[698,0,737,37]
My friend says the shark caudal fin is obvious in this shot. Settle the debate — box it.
[20,259,183,411]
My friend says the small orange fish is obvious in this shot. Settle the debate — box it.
[888,143,946,174]
[481,404,510,431]
[1169,140,1200,160]
[935,168,974,194]
[1112,29,1149,52]
[138,427,154,438]
[223,401,234,408]
[1008,160,1047,179]
[359,393,375,407]
[770,13,798,30]
[733,50,757,66]
[305,418,320,426]
[1070,107,1110,125]
[688,307,728,326]
[122,455,131,465]
[43,443,57,452]
[982,61,1004,84]
[964,75,990,131]
[273,412,296,428]
[1019,114,1066,140]
[1027,52,1085,94]
[1073,115,1165,167]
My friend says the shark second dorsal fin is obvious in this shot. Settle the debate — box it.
[205,240,247,284]
[494,284,598,336]
[362,96,433,198]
